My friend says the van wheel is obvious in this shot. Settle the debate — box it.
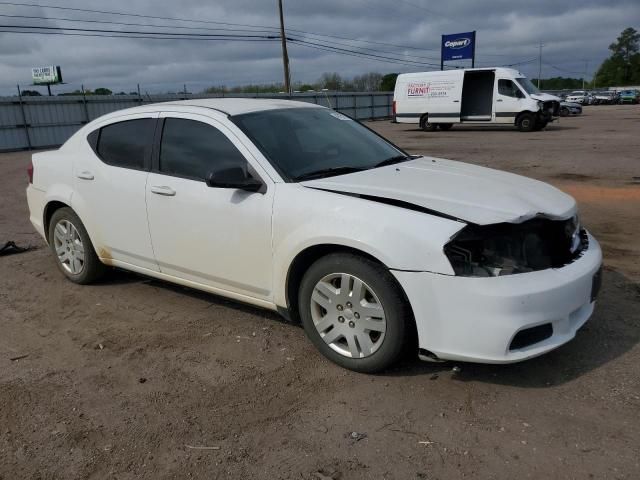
[517,113,536,132]
[298,253,412,373]
[438,123,453,131]
[420,116,437,132]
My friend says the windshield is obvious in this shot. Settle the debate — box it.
[231,108,406,181]
[515,77,540,95]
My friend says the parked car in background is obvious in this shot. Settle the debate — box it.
[26,98,602,372]
[618,90,639,104]
[559,101,583,116]
[593,91,617,104]
[565,90,588,104]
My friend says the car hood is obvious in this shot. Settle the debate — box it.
[301,157,576,225]
[530,92,561,102]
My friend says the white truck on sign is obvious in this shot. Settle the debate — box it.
[393,68,561,132]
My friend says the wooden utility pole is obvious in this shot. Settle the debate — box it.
[278,0,291,94]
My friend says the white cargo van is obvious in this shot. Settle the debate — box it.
[393,68,561,132]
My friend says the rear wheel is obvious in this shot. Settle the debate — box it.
[438,123,453,131]
[517,112,536,132]
[48,207,106,284]
[298,253,412,373]
[420,116,437,132]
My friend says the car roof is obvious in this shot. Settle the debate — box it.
[158,98,325,116]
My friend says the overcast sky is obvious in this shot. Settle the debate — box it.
[0,0,638,95]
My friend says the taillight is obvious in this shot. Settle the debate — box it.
[392,100,397,116]
[27,161,34,184]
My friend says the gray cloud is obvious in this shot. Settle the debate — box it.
[0,0,638,95]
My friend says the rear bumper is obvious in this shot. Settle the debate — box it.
[393,232,602,364]
[26,185,47,241]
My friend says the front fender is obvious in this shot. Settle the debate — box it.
[271,184,463,307]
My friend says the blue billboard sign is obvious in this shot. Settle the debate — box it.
[441,31,476,65]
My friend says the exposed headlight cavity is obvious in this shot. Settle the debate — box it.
[445,216,587,277]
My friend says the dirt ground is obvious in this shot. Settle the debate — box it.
[1,105,639,480]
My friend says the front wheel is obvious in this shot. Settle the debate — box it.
[560,107,570,117]
[48,207,107,284]
[517,112,536,132]
[298,253,412,373]
[437,123,453,131]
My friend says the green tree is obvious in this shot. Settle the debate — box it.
[595,27,640,86]
[380,73,399,91]
[93,87,113,95]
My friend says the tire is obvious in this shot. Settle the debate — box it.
[517,112,536,132]
[298,253,412,373]
[420,116,437,132]
[48,207,107,284]
[560,107,570,117]
[438,123,453,131]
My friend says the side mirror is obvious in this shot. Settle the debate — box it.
[205,166,263,193]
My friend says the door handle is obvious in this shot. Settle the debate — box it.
[497,99,503,102]
[76,171,94,180]
[453,100,460,103]
[150,185,176,196]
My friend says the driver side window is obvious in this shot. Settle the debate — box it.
[159,118,247,181]
[498,80,521,98]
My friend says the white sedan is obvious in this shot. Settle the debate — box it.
[26,99,602,372]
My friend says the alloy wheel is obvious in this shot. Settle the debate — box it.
[310,273,387,358]
[53,219,85,275]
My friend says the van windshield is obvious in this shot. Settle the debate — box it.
[516,77,540,95]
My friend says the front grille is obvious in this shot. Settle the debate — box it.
[510,323,553,350]
[543,100,560,116]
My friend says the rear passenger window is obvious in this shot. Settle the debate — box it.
[96,119,155,170]
[159,118,247,181]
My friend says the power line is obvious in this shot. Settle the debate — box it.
[544,62,588,75]
[0,23,280,38]
[289,38,442,68]
[0,13,278,34]
[0,1,445,54]
[0,29,282,41]
[0,1,281,31]
[0,12,446,61]
[0,2,558,72]
[288,35,442,62]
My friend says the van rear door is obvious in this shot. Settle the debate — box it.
[395,72,463,124]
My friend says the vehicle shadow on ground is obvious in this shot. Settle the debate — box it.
[103,267,292,325]
[386,268,640,388]
[101,266,638,388]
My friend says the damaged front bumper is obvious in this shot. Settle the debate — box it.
[538,100,560,123]
[392,231,602,364]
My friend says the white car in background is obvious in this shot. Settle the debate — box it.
[565,90,589,104]
[26,99,603,372]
